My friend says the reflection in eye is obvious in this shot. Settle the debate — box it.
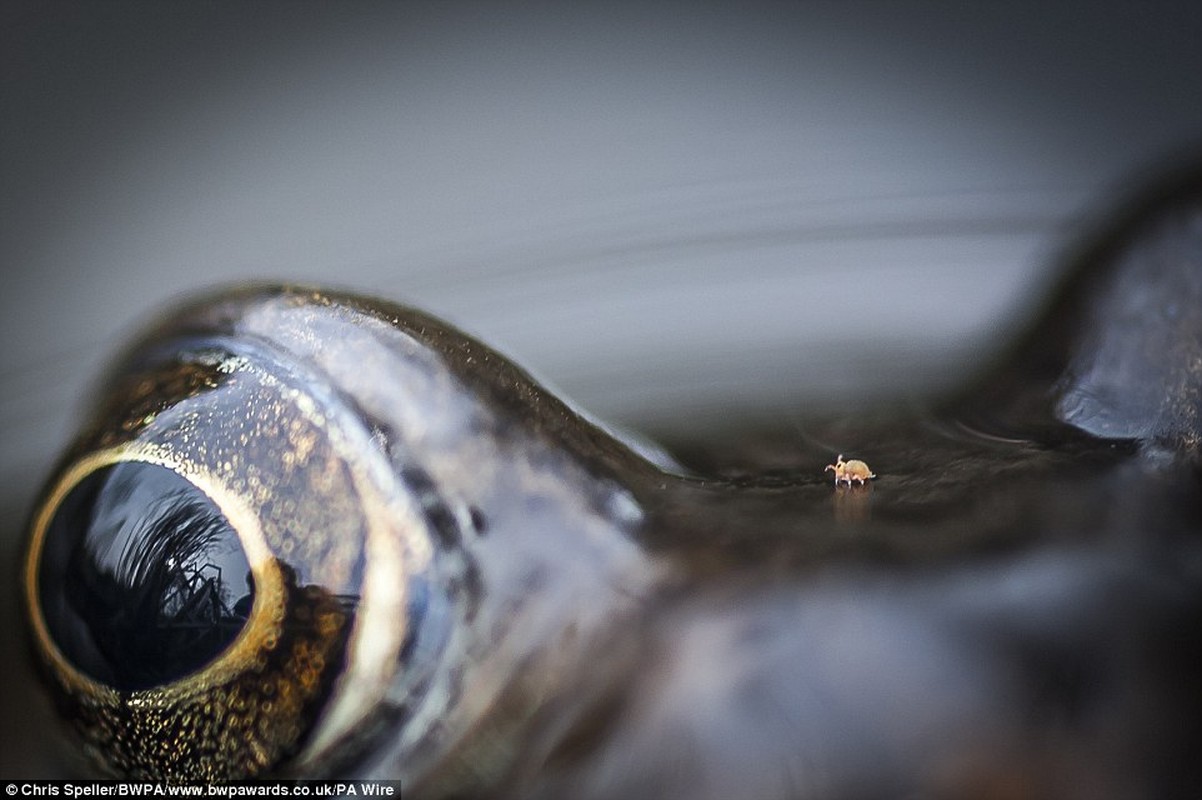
[38,462,254,691]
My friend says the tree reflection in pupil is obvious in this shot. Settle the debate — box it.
[38,462,255,691]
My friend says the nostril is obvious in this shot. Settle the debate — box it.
[36,461,254,691]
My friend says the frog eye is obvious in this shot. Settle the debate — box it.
[36,460,255,692]
[22,313,428,781]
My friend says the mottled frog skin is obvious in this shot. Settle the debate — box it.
[22,171,1202,798]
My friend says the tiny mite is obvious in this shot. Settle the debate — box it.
[824,454,876,487]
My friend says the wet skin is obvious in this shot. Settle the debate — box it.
[21,172,1202,798]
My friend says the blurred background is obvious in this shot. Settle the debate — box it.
[3,0,1201,777]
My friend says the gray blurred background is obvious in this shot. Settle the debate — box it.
[3,0,1201,777]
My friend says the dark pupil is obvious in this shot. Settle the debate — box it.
[38,462,255,691]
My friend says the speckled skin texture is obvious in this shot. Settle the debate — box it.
[21,175,1202,797]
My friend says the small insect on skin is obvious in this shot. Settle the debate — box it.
[824,454,876,487]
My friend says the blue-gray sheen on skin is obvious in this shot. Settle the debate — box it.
[1056,210,1202,446]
